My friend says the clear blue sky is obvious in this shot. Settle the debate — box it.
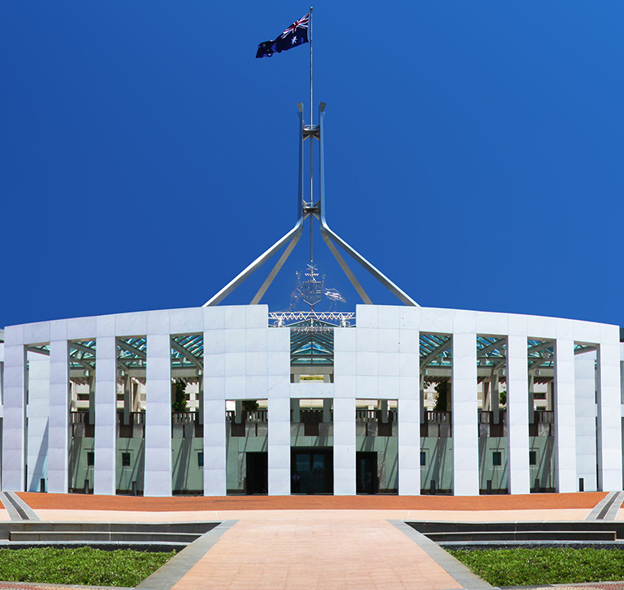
[2,1,624,329]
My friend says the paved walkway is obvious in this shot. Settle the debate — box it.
[0,492,617,590]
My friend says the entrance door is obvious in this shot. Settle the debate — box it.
[246,452,268,494]
[291,450,333,494]
[356,452,378,494]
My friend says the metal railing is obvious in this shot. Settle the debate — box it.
[225,410,268,423]
[172,412,196,425]
[426,411,451,424]
[356,409,397,423]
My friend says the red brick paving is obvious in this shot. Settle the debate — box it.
[17,491,606,512]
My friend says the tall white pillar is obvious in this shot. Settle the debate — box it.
[575,351,597,491]
[203,329,227,496]
[452,333,479,496]
[94,336,117,495]
[203,396,226,496]
[507,335,530,494]
[554,338,577,492]
[144,334,172,497]
[3,340,26,491]
[27,352,50,492]
[398,398,420,495]
[48,340,69,493]
[334,397,356,495]
[597,341,623,491]
[268,396,290,495]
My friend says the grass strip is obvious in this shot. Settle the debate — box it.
[449,547,624,587]
[0,546,175,587]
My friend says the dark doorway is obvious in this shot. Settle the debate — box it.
[357,452,378,494]
[291,450,333,494]
[246,452,268,494]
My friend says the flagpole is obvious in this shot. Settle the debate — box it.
[308,7,314,263]
[309,7,313,129]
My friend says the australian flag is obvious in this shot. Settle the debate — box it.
[256,13,309,58]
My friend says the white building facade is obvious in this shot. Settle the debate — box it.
[0,303,621,497]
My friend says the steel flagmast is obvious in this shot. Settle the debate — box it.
[308,7,314,264]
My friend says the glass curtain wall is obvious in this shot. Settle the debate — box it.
[527,339,555,492]
[291,398,333,494]
[226,399,268,494]
[419,333,452,494]
[477,336,508,494]
[68,340,96,493]
[171,334,204,495]
[355,399,398,494]
[116,338,146,495]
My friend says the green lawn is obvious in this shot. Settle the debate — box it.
[0,546,175,587]
[449,547,624,587]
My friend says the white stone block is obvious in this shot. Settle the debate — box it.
[224,376,246,398]
[224,330,246,353]
[5,325,24,345]
[399,307,421,329]
[66,317,97,341]
[96,314,116,337]
[377,353,400,377]
[475,312,508,337]
[399,353,419,377]
[527,315,557,340]
[267,329,289,352]
[48,321,70,343]
[334,351,356,376]
[147,310,171,335]
[224,306,247,329]
[335,328,356,352]
[245,352,268,376]
[246,305,268,328]
[377,306,400,329]
[357,328,379,352]
[453,310,477,334]
[420,307,454,334]
[377,376,400,398]
[268,375,290,398]
[224,352,246,376]
[203,376,225,400]
[23,322,51,345]
[357,352,379,377]
[378,329,400,353]
[355,376,377,398]
[356,305,378,329]
[204,355,225,378]
[169,307,203,335]
[202,306,225,330]
[399,329,420,354]
[246,375,268,396]
[115,312,148,337]
[245,329,268,352]
[204,331,225,354]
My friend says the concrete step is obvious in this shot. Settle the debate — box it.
[0,521,218,539]
[426,530,617,542]
[9,531,201,543]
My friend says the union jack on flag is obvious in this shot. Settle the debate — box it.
[256,13,310,58]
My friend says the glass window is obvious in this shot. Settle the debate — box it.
[420,452,426,466]
[87,452,94,466]
[492,451,502,466]
[121,452,131,467]
[529,451,537,465]
[198,452,204,467]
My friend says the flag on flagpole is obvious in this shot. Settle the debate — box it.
[256,13,309,58]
